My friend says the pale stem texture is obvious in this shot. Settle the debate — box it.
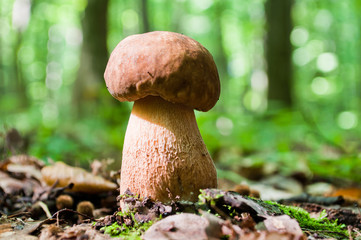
[120,96,217,202]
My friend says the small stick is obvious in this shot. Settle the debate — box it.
[51,208,95,221]
[7,211,31,218]
[36,201,52,218]
[348,226,353,240]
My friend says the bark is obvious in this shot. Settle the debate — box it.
[265,0,293,107]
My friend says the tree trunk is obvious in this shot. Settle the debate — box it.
[265,0,293,108]
[214,1,228,81]
[73,0,109,116]
[140,0,150,32]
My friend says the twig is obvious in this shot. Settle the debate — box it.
[348,225,353,240]
[36,201,52,218]
[28,218,59,235]
[51,208,95,221]
[35,179,59,201]
[354,228,361,237]
[7,211,31,218]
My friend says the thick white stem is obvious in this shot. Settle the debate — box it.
[120,96,217,202]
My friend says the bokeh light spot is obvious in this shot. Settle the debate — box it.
[337,111,358,130]
[251,70,268,92]
[311,77,330,95]
[182,15,211,34]
[122,9,139,30]
[314,9,333,32]
[228,53,247,77]
[216,116,234,136]
[191,0,213,11]
[293,47,311,66]
[317,52,338,72]
[291,27,309,47]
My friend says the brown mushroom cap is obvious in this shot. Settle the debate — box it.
[104,31,220,112]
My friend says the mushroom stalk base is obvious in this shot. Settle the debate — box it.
[120,96,217,202]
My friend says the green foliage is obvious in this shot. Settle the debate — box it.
[265,201,350,239]
[1,0,361,183]
[101,213,155,239]
[198,189,225,203]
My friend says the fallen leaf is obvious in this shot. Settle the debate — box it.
[59,224,113,240]
[0,171,24,194]
[38,224,61,240]
[41,162,118,194]
[200,189,270,221]
[263,215,305,239]
[143,213,209,240]
[0,155,44,181]
[242,231,306,240]
[329,187,361,204]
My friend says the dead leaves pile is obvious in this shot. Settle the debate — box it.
[0,155,119,239]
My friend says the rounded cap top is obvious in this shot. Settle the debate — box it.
[104,31,220,112]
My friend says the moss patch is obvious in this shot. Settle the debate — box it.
[265,201,349,239]
[101,212,156,239]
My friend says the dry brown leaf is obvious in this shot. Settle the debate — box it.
[242,231,305,240]
[0,155,44,170]
[59,224,113,240]
[144,213,210,240]
[38,224,61,240]
[41,162,117,194]
[0,155,44,181]
[263,215,306,240]
[0,171,25,194]
[0,223,13,235]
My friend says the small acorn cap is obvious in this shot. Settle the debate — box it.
[76,201,94,221]
[104,31,220,112]
[56,194,74,210]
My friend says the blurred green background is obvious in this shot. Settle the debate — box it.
[1,0,361,182]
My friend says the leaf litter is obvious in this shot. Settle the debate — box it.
[0,154,360,239]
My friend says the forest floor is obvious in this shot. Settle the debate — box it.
[0,154,360,240]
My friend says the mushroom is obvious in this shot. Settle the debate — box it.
[104,31,220,202]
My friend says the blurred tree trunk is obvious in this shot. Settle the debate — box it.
[0,3,4,96]
[140,0,150,32]
[214,1,228,80]
[4,0,31,110]
[73,0,109,116]
[14,33,28,108]
[265,0,293,108]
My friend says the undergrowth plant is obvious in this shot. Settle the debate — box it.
[264,201,350,239]
[101,211,157,239]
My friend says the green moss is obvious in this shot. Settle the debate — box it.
[198,188,225,210]
[198,189,224,203]
[265,201,349,239]
[101,212,158,239]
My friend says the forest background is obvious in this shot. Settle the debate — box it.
[1,0,361,183]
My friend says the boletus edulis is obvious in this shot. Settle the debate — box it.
[104,31,220,202]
